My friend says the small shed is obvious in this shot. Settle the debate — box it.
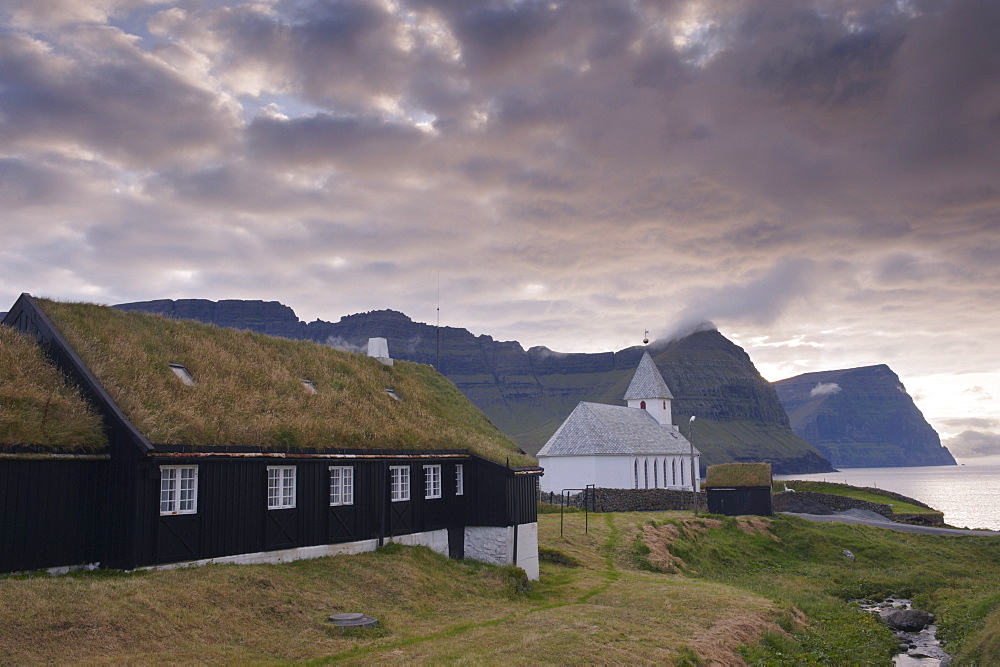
[704,463,773,516]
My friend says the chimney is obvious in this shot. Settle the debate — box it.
[367,337,393,366]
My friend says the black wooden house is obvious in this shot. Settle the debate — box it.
[1,294,540,576]
[704,462,773,517]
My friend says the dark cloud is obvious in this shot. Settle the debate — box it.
[0,30,237,165]
[945,430,1000,458]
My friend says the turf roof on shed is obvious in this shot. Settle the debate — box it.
[38,299,534,466]
[704,462,772,488]
[0,325,108,451]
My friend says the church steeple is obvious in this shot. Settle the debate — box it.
[624,351,674,425]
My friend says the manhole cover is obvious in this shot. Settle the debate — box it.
[328,612,378,629]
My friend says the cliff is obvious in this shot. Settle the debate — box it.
[773,365,956,468]
[114,299,833,473]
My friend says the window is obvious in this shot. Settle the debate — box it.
[640,400,646,409]
[455,464,464,496]
[268,466,296,509]
[654,459,659,488]
[390,465,410,502]
[644,459,649,488]
[424,464,442,499]
[160,465,197,515]
[329,466,354,506]
[168,362,196,386]
[634,460,639,489]
[672,459,677,486]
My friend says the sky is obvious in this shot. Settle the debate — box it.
[1,0,998,457]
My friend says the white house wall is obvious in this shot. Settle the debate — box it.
[464,523,539,580]
[537,455,597,493]
[540,454,701,492]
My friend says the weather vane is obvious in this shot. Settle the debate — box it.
[643,329,649,345]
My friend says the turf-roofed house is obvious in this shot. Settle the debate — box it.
[1,294,541,577]
[704,462,773,517]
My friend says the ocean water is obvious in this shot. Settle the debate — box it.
[775,458,1000,531]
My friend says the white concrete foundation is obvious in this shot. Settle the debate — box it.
[146,529,449,571]
[464,522,539,580]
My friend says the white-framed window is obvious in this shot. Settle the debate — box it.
[267,466,296,509]
[329,466,354,506]
[424,464,442,499]
[455,464,464,496]
[390,465,410,502]
[160,465,198,515]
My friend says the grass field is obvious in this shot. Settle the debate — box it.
[779,479,944,519]
[2,511,999,663]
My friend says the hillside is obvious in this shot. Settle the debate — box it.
[115,299,832,473]
[3,510,1000,663]
[773,365,956,468]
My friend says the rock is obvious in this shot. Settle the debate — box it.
[842,549,855,561]
[774,365,957,468]
[886,609,935,632]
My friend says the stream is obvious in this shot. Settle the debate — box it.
[858,598,951,665]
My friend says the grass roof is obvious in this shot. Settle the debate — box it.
[0,325,108,451]
[38,299,534,466]
[704,462,772,488]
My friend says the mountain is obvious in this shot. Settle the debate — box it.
[115,299,833,474]
[773,365,956,468]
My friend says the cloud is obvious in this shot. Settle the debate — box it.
[669,258,816,335]
[0,0,997,407]
[810,382,842,398]
[945,430,1000,458]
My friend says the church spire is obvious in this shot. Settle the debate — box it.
[624,351,674,425]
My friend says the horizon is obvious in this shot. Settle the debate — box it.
[1,0,997,459]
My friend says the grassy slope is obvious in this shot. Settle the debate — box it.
[780,480,944,518]
[0,325,107,450]
[40,300,532,466]
[3,511,999,663]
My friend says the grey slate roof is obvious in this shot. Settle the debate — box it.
[537,402,698,457]
[623,351,673,400]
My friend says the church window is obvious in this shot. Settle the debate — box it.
[634,460,639,489]
[640,400,646,409]
[654,459,659,488]
[644,460,649,488]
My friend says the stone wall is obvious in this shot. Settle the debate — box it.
[773,491,893,517]
[540,488,706,512]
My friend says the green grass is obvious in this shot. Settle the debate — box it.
[0,325,107,450]
[37,299,533,466]
[2,512,998,663]
[780,480,943,518]
[637,512,1000,663]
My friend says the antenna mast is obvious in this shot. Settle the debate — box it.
[436,271,441,370]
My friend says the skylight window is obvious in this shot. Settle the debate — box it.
[168,363,196,386]
[385,388,401,401]
[300,378,317,394]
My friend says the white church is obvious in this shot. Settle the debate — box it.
[537,351,701,494]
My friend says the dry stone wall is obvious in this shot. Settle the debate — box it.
[541,488,707,513]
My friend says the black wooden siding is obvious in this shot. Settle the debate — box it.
[149,458,537,567]
[0,459,102,572]
[706,487,774,517]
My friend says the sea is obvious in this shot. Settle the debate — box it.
[775,457,1000,531]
